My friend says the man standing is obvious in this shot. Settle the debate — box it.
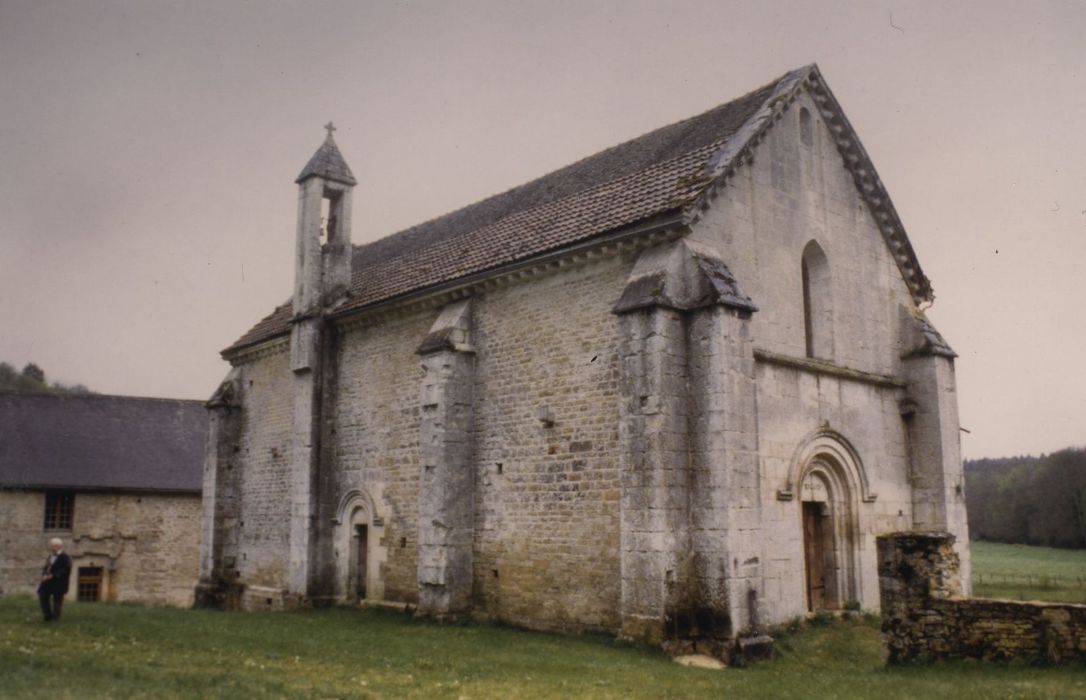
[38,537,71,622]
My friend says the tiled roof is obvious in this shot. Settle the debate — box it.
[226,65,932,355]
[0,393,207,492]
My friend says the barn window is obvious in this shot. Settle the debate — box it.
[77,567,103,602]
[43,491,74,530]
[801,240,834,360]
[800,107,814,147]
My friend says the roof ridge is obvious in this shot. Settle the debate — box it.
[359,139,726,261]
[348,73,792,260]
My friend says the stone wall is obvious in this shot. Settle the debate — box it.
[878,532,1086,664]
[233,346,295,605]
[0,490,201,606]
[317,253,630,631]
[689,90,915,377]
[470,257,628,631]
[686,89,950,623]
[327,309,432,605]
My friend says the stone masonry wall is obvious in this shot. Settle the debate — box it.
[691,90,915,377]
[688,89,924,623]
[329,254,630,630]
[331,310,433,605]
[1,490,201,606]
[233,346,295,603]
[754,364,912,622]
[470,257,628,631]
[878,532,1086,664]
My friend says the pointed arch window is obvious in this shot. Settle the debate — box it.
[799,107,814,147]
[802,240,834,360]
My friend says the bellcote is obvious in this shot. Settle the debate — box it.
[295,122,358,186]
[293,123,355,317]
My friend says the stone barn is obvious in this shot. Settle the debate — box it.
[0,392,207,606]
[197,64,970,649]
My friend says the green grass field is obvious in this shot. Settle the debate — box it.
[2,596,1084,699]
[971,541,1086,603]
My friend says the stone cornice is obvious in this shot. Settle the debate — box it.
[803,71,932,304]
[228,335,290,366]
[753,348,906,389]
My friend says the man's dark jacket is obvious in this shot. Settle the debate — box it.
[38,552,71,595]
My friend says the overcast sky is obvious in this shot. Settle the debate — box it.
[1,1,1083,459]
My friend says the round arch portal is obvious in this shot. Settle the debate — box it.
[331,488,387,604]
[786,429,871,612]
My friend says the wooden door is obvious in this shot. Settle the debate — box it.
[803,502,826,611]
[354,524,368,601]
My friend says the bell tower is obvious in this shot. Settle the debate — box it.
[288,123,356,602]
[294,121,356,315]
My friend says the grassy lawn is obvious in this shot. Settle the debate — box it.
[2,596,1085,699]
[972,541,1086,603]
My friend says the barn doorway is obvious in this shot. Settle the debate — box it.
[799,464,853,611]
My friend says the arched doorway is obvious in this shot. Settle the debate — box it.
[800,462,851,610]
[332,489,387,604]
[782,428,874,612]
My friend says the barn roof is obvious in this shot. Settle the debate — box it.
[226,64,931,356]
[0,392,207,493]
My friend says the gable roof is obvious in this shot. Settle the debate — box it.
[227,64,931,356]
[0,393,207,493]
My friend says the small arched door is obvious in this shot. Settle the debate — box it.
[800,469,836,610]
[348,515,369,602]
[799,458,856,611]
[333,488,387,605]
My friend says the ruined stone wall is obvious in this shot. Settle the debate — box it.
[0,490,200,606]
[232,346,294,601]
[878,532,1086,664]
[687,91,921,623]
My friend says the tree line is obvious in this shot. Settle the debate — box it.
[965,448,1086,549]
[0,361,92,395]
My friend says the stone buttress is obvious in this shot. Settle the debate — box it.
[613,239,766,654]
[899,308,972,593]
[195,369,244,608]
[415,299,476,617]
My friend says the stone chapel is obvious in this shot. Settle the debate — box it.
[196,64,970,653]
